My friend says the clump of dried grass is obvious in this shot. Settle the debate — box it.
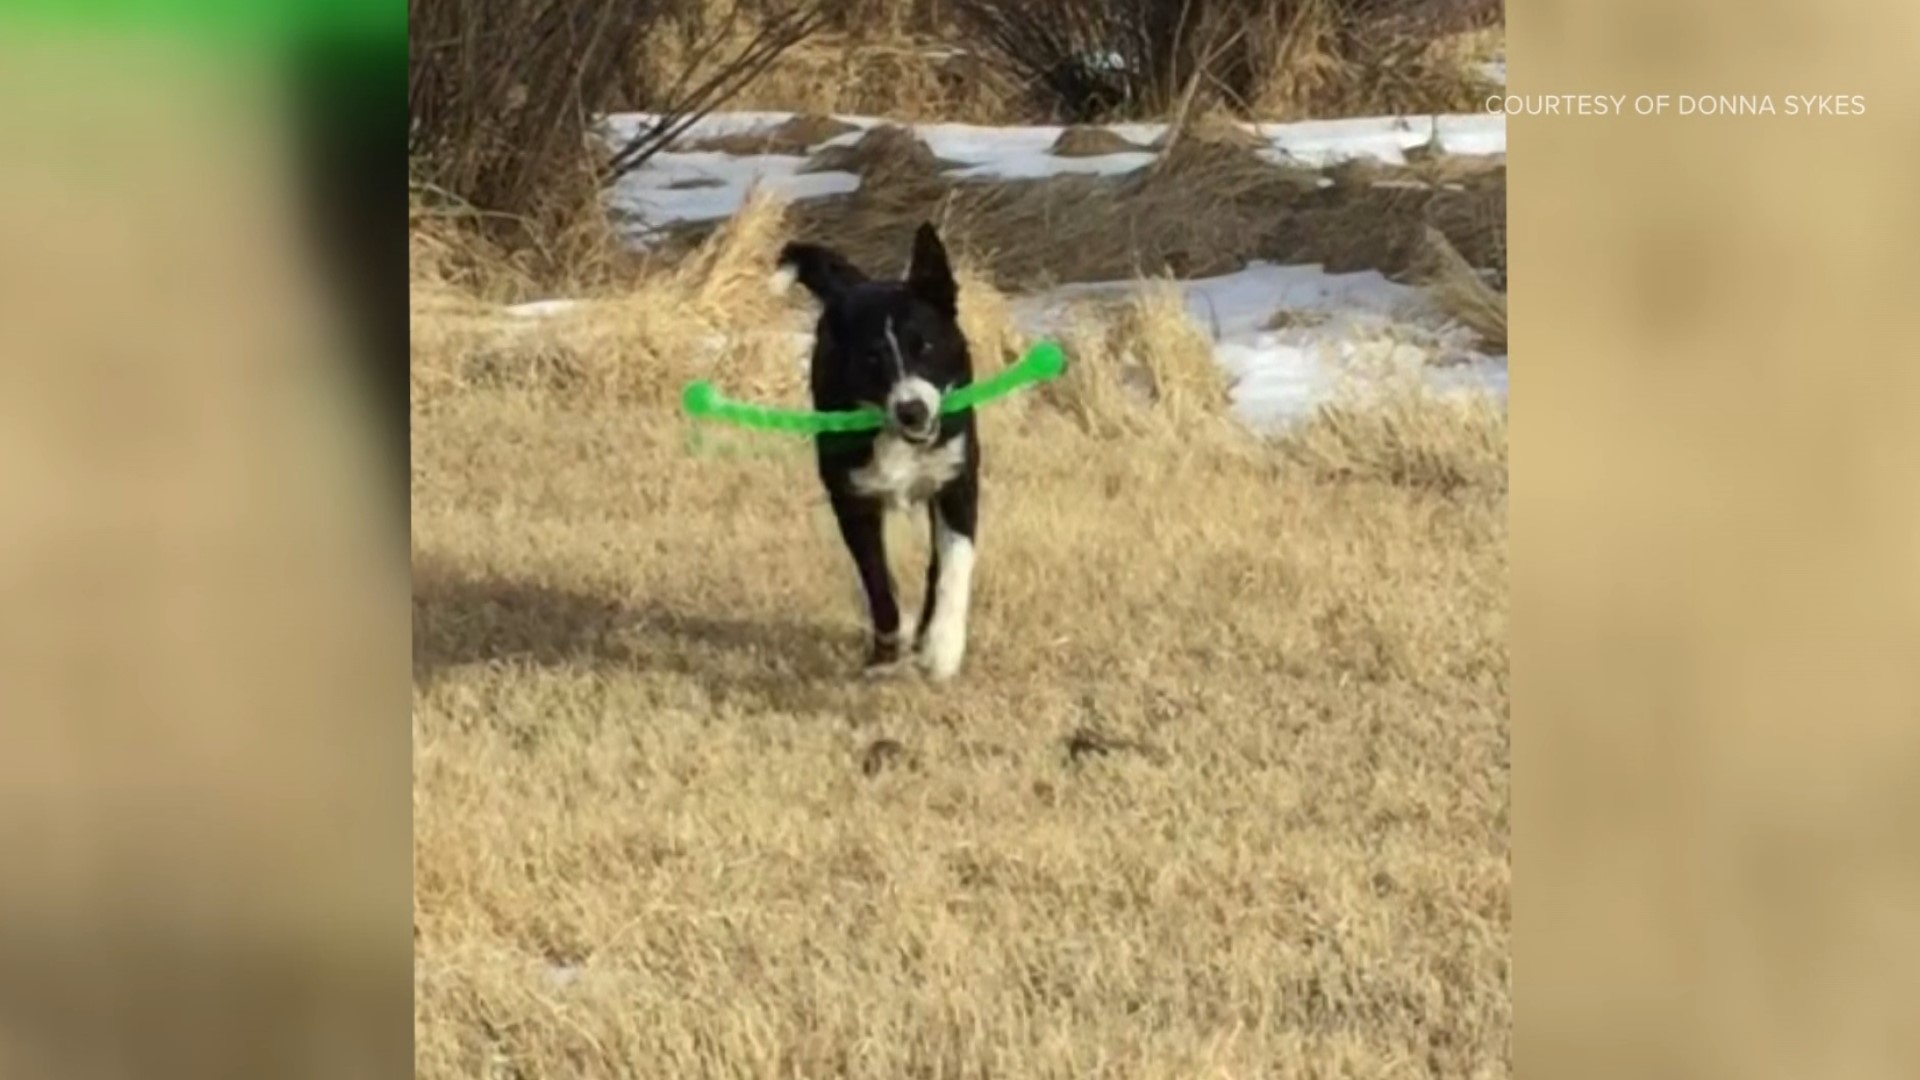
[801,124,958,185]
[678,113,861,155]
[1329,148,1505,190]
[1050,126,1149,157]
[1264,160,1504,283]
[1148,109,1269,154]
[717,34,1022,123]
[411,191,810,407]
[1278,380,1507,494]
[1042,281,1231,438]
[1426,23,1506,71]
[953,258,1026,374]
[1249,0,1499,120]
[1420,225,1506,352]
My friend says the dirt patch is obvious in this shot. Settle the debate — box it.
[1050,126,1149,157]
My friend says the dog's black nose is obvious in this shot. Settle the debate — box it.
[892,399,930,429]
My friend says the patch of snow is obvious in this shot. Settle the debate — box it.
[605,151,860,233]
[504,298,582,319]
[1012,261,1506,429]
[599,110,1507,194]
[1433,114,1505,157]
[951,151,1160,180]
[1017,261,1428,339]
[600,112,880,147]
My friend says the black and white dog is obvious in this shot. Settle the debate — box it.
[775,223,980,680]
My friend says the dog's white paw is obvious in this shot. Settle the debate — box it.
[916,624,966,681]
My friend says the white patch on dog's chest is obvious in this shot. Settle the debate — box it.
[851,434,966,509]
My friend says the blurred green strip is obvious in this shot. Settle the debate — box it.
[0,0,403,40]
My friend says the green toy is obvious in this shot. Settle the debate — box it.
[682,340,1067,434]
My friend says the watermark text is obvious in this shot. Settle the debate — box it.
[1485,94,1866,117]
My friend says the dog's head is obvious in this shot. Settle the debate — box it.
[777,223,969,446]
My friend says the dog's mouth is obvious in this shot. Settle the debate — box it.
[894,420,939,446]
[884,378,944,446]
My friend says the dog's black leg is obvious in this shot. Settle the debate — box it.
[917,480,978,680]
[830,494,906,674]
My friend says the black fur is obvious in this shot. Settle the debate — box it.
[778,224,981,677]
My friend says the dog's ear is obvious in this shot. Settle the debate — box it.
[775,242,867,305]
[905,222,957,318]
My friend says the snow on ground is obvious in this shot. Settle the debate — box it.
[1011,261,1505,430]
[524,110,1511,427]
[603,151,861,237]
[599,110,1506,232]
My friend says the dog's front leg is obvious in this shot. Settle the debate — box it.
[918,487,977,681]
[830,494,907,674]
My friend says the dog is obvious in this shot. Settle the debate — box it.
[775,223,980,680]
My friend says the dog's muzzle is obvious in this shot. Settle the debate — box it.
[890,398,937,444]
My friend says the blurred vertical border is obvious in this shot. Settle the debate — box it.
[0,1,410,1077]
[287,19,408,523]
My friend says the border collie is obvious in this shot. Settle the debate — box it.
[775,223,980,680]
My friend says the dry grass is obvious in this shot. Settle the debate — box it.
[631,6,1502,127]
[711,124,1323,290]
[649,119,1503,295]
[412,201,1509,1078]
[678,113,862,156]
[1050,125,1151,157]
[1045,280,1234,438]
[1249,0,1500,121]
[702,34,1021,123]
[1420,225,1506,353]
[1268,161,1506,284]
[953,256,1028,370]
[1148,110,1272,154]
[410,191,809,407]
[800,123,964,182]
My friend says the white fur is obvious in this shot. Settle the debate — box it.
[919,515,975,680]
[883,317,909,381]
[881,321,943,433]
[850,433,966,512]
[887,375,942,420]
[769,264,798,297]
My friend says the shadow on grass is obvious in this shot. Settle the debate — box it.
[411,560,857,710]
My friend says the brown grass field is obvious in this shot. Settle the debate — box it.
[412,192,1510,1076]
